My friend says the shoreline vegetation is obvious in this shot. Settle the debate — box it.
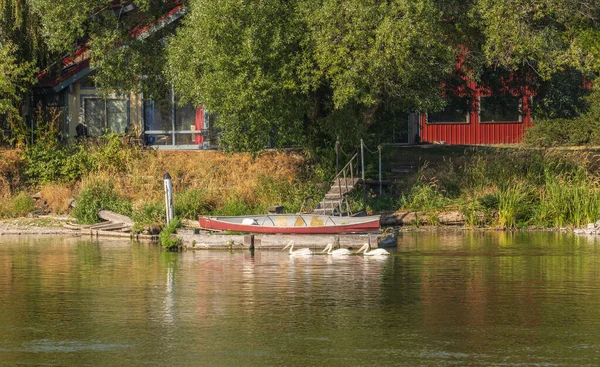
[4,132,600,237]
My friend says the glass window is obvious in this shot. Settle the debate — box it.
[427,96,471,124]
[480,95,522,123]
[82,97,129,136]
[84,98,106,136]
[107,99,128,134]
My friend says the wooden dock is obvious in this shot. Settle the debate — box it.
[178,229,396,250]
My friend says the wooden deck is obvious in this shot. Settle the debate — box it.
[178,229,397,250]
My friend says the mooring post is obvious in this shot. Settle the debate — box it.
[378,145,382,196]
[164,172,174,224]
[249,234,255,251]
[335,138,340,174]
[360,139,366,210]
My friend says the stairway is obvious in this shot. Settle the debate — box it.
[312,177,361,215]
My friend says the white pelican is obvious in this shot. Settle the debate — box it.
[357,243,390,256]
[282,241,313,256]
[321,243,352,256]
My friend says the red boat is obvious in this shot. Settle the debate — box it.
[199,214,380,234]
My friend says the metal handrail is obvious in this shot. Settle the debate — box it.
[333,153,358,199]
[329,153,358,217]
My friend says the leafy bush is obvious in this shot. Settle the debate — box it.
[159,217,182,250]
[92,132,139,173]
[215,197,260,216]
[12,192,36,217]
[72,180,132,224]
[524,117,600,147]
[132,201,165,232]
[0,192,36,218]
[174,189,214,219]
[24,140,94,184]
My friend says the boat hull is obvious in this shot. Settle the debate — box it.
[199,214,380,234]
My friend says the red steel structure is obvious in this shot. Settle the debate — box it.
[418,58,535,145]
[419,95,533,145]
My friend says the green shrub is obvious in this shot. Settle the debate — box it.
[216,197,260,216]
[72,181,132,224]
[132,201,165,229]
[159,217,182,250]
[174,189,213,219]
[0,192,36,218]
[91,132,137,173]
[524,117,600,147]
[12,192,36,217]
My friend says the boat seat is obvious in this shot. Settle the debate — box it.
[242,218,259,225]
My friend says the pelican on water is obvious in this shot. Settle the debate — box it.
[282,241,313,256]
[357,243,390,256]
[321,243,352,256]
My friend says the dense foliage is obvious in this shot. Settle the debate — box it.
[1,0,600,150]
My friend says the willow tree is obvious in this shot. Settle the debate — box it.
[165,0,310,151]
[166,0,457,151]
[473,0,600,76]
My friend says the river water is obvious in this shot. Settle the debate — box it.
[1,231,600,366]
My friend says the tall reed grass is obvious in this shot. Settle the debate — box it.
[399,148,600,228]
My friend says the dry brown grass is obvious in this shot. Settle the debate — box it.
[0,148,312,217]
[119,150,305,205]
[40,184,74,214]
[0,149,24,198]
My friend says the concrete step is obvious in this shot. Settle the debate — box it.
[324,193,346,200]
[333,178,360,186]
[390,165,417,174]
[327,185,355,193]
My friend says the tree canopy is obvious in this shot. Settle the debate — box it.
[1,0,600,150]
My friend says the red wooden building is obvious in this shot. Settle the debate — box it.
[417,69,534,145]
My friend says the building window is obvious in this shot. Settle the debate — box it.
[479,95,522,123]
[80,77,97,89]
[427,96,471,124]
[82,97,129,136]
[144,98,200,145]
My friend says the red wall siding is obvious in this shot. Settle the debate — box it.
[420,96,532,145]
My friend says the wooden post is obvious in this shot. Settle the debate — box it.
[378,145,382,196]
[361,139,366,210]
[335,138,340,174]
[249,234,255,251]
[164,172,174,224]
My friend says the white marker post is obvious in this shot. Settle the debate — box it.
[164,172,174,224]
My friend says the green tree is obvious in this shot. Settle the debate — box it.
[0,42,35,146]
[472,0,600,76]
[166,0,458,151]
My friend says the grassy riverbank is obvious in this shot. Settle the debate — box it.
[0,134,328,231]
[3,133,600,231]
[395,146,600,229]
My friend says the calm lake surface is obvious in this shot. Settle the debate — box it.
[1,231,600,366]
